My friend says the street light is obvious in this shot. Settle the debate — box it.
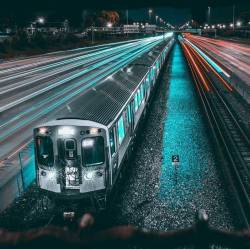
[208,6,211,25]
[37,17,45,24]
[236,21,241,27]
[148,9,153,23]
[126,10,129,25]
[107,22,112,28]
[155,15,159,24]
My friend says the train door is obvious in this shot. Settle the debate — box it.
[109,126,118,184]
[57,138,81,190]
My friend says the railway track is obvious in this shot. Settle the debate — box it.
[181,38,250,228]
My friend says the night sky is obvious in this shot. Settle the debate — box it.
[0,0,249,27]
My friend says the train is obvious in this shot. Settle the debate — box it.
[33,36,174,209]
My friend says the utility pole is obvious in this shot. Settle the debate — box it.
[208,6,211,25]
[126,9,128,25]
[91,24,94,44]
[148,9,152,24]
[233,4,235,31]
[155,15,159,25]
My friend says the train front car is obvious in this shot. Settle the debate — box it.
[34,119,108,203]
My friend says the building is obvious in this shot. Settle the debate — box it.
[26,20,70,35]
[144,24,157,33]
[123,24,140,34]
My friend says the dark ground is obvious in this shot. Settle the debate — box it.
[0,44,238,233]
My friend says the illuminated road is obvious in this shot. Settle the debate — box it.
[180,35,250,227]
[184,35,250,86]
[0,36,170,164]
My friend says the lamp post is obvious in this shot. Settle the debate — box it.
[37,17,45,24]
[148,9,153,24]
[155,15,159,25]
[126,10,129,25]
[233,4,235,31]
[208,6,211,25]
[107,22,112,28]
[91,23,94,44]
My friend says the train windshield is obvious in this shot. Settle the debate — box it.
[36,136,54,167]
[82,137,105,166]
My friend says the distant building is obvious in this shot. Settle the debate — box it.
[123,24,140,34]
[144,24,156,33]
[26,20,70,35]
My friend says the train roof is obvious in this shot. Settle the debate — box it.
[53,39,171,127]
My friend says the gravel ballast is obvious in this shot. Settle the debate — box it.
[111,43,236,231]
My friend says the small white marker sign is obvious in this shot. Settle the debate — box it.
[172,155,180,166]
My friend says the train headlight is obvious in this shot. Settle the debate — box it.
[39,127,47,135]
[58,127,75,136]
[82,139,94,147]
[84,171,94,180]
[47,170,56,180]
[90,127,98,135]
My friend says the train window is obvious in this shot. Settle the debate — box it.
[134,94,139,112]
[64,139,77,160]
[36,136,54,167]
[137,89,141,105]
[65,139,75,150]
[123,110,129,130]
[140,85,144,100]
[117,116,125,145]
[126,104,132,124]
[147,74,150,88]
[143,81,147,98]
[151,68,155,80]
[109,128,116,156]
[82,137,105,166]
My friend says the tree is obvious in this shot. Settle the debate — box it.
[97,11,119,26]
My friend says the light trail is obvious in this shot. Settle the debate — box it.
[185,34,250,88]
[0,38,145,73]
[0,37,162,113]
[184,38,231,78]
[0,39,162,140]
[0,39,154,97]
[0,35,172,161]
[0,39,158,130]
[0,38,156,85]
[180,41,210,92]
[183,39,233,92]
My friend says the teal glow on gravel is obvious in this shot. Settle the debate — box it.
[159,43,216,206]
